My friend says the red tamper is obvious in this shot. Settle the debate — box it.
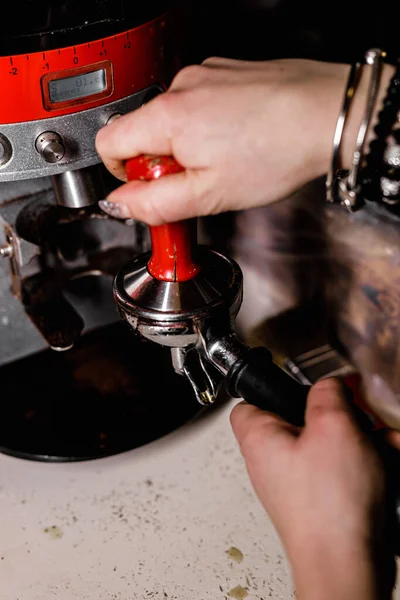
[125,155,200,282]
[114,154,243,405]
[113,154,309,424]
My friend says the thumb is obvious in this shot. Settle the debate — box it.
[230,401,298,461]
[101,170,216,225]
[305,377,357,427]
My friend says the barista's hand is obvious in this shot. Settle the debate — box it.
[95,57,373,224]
[231,377,395,600]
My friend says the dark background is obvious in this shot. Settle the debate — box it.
[2,1,398,63]
[183,0,399,65]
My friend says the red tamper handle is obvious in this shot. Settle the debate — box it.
[125,154,201,282]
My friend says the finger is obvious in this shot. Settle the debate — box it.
[305,377,353,426]
[100,169,215,225]
[169,64,214,91]
[98,156,127,182]
[230,401,298,459]
[95,96,174,171]
[384,428,400,452]
[201,56,256,69]
[202,56,241,67]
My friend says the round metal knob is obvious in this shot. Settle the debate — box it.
[35,131,65,163]
[0,133,12,167]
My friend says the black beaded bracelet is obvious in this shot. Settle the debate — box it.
[359,60,400,211]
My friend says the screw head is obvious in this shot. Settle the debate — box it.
[35,131,65,163]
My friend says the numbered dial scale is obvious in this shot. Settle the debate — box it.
[0,3,179,181]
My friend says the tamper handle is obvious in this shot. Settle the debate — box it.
[226,347,308,426]
[125,155,200,282]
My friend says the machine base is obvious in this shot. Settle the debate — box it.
[0,321,204,462]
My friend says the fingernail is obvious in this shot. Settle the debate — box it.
[98,200,131,219]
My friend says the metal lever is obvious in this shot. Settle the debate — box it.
[125,155,200,282]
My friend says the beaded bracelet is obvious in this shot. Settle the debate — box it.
[359,59,400,212]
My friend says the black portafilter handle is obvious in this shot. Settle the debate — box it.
[225,346,400,557]
[225,346,308,427]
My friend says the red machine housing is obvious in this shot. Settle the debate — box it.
[0,11,179,125]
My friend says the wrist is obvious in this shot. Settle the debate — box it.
[309,62,351,180]
[289,538,383,600]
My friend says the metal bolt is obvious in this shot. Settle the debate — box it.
[0,243,13,258]
[35,131,65,164]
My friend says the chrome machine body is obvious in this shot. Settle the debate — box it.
[0,0,179,363]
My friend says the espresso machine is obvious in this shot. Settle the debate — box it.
[3,1,400,562]
[0,0,392,448]
[0,0,210,461]
[0,0,298,464]
[0,0,353,464]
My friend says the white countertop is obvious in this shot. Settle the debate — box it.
[0,397,295,600]
[2,247,400,598]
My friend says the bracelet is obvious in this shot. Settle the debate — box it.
[338,48,386,212]
[326,61,362,204]
[359,60,400,211]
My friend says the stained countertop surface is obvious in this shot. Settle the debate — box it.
[1,389,400,598]
[2,245,400,597]
[0,398,295,600]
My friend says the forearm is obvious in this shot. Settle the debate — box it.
[95,55,398,222]
[290,542,388,600]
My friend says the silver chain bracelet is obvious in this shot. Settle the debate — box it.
[326,60,362,204]
[338,48,386,211]
[327,48,387,212]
